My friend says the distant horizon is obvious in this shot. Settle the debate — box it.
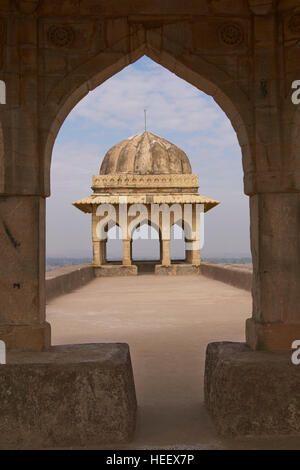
[46,254,252,263]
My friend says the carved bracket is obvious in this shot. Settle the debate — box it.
[248,0,278,15]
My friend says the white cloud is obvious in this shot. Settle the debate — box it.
[50,141,102,192]
[71,57,224,135]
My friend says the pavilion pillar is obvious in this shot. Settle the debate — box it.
[92,240,106,266]
[186,241,200,266]
[246,193,300,350]
[185,204,201,266]
[161,239,171,266]
[123,239,132,266]
[92,210,107,266]
[0,196,51,351]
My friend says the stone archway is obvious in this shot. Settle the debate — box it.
[1,32,254,351]
[2,1,300,443]
[42,41,253,198]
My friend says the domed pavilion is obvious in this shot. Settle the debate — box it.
[73,132,219,275]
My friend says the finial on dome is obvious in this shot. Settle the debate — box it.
[144,108,147,132]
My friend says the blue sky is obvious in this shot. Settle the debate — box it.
[46,56,251,259]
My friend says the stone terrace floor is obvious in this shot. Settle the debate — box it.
[46,275,300,450]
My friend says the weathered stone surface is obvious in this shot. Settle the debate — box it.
[0,196,45,326]
[0,196,49,351]
[246,318,300,351]
[250,193,300,325]
[0,343,137,448]
[0,322,51,352]
[246,192,300,350]
[205,342,300,437]
[155,264,200,275]
[94,265,137,277]
[100,132,192,175]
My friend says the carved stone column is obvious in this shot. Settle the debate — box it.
[246,193,300,350]
[0,196,51,351]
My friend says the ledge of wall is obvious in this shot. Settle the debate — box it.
[200,262,252,292]
[46,264,95,302]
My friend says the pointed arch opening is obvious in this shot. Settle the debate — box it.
[131,221,161,264]
[170,223,186,263]
[106,224,123,263]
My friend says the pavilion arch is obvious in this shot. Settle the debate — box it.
[170,223,186,262]
[169,219,195,264]
[106,223,123,263]
[130,219,161,263]
[42,40,253,197]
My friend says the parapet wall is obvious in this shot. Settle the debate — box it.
[46,264,95,302]
[45,262,252,301]
[200,262,252,292]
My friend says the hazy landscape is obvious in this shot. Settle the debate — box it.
[46,257,252,272]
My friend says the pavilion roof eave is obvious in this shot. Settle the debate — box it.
[72,194,220,214]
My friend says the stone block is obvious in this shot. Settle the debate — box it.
[94,265,137,277]
[246,318,300,351]
[0,322,51,352]
[205,341,300,437]
[0,343,137,448]
[155,264,200,275]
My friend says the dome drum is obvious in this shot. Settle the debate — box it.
[91,174,200,194]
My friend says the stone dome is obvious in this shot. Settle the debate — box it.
[100,132,192,175]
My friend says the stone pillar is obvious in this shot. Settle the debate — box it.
[92,210,107,266]
[246,193,300,350]
[185,204,201,266]
[92,240,106,266]
[186,241,200,266]
[0,196,51,351]
[123,239,132,266]
[161,239,171,266]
